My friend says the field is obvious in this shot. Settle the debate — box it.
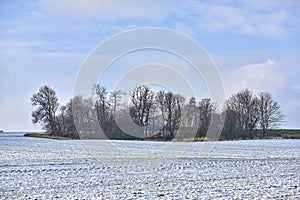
[0,133,299,199]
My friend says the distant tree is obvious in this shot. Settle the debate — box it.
[56,105,67,134]
[184,97,199,128]
[31,85,59,135]
[93,85,111,132]
[172,94,185,137]
[130,85,155,131]
[31,83,286,141]
[258,92,285,138]
[226,89,259,138]
[156,90,167,136]
[61,99,79,138]
[109,90,126,118]
[197,98,215,137]
[221,109,238,140]
[157,91,185,138]
[148,102,160,137]
[72,95,99,138]
[245,93,260,139]
[179,97,199,138]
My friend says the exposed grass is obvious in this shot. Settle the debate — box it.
[24,130,300,141]
[24,133,76,140]
[281,134,300,139]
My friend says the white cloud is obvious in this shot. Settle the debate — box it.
[225,59,289,96]
[40,0,173,21]
[236,0,300,12]
[224,58,300,128]
[177,0,300,37]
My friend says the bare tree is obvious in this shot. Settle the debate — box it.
[156,90,167,136]
[198,98,215,137]
[147,102,160,137]
[72,95,97,138]
[110,90,126,118]
[58,105,67,134]
[93,84,111,132]
[173,94,185,137]
[258,92,285,138]
[226,89,259,139]
[226,93,243,135]
[157,91,185,138]
[31,83,286,141]
[31,85,59,135]
[180,97,199,138]
[184,97,198,128]
[221,109,238,140]
[247,96,260,138]
[130,85,155,134]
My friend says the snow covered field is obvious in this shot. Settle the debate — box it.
[0,133,299,199]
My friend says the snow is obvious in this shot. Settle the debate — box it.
[0,133,299,199]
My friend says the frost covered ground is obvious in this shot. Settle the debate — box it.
[0,133,299,199]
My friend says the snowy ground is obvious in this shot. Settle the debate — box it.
[0,133,299,199]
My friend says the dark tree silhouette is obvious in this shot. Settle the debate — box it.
[156,91,185,138]
[130,85,155,131]
[258,92,285,138]
[31,85,59,135]
[30,84,286,141]
[110,90,126,119]
[198,98,215,137]
[93,84,111,134]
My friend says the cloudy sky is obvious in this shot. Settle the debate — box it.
[0,0,299,131]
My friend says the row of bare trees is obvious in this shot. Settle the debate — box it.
[31,85,284,140]
[31,86,78,138]
[223,89,285,139]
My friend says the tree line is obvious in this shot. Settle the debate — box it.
[31,85,284,140]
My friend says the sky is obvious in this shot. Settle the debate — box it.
[0,0,299,131]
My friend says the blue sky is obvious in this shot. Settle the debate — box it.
[0,0,299,131]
